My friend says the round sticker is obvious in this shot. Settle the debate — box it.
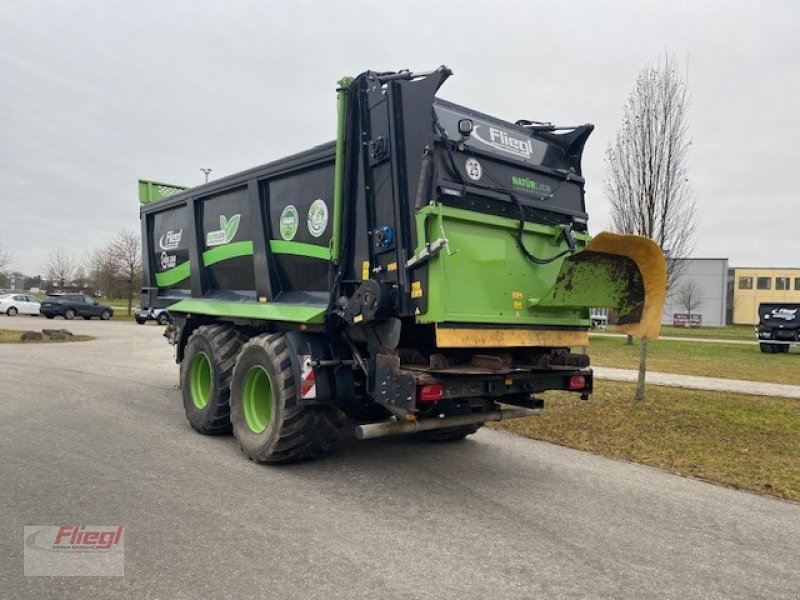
[465,157,483,181]
[307,199,329,238]
[279,205,299,241]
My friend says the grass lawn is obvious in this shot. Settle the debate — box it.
[99,299,136,320]
[609,324,755,341]
[492,380,800,502]
[588,335,800,386]
[0,329,93,343]
[110,311,136,321]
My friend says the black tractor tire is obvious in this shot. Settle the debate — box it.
[64,309,76,320]
[45,314,55,320]
[760,343,779,353]
[416,424,483,442]
[100,310,112,320]
[156,313,169,326]
[135,317,146,325]
[6,307,17,316]
[181,324,247,435]
[230,333,343,464]
[82,316,92,320]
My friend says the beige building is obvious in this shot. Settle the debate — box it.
[729,268,800,325]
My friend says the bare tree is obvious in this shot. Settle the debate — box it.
[45,247,76,288]
[85,247,113,294]
[72,265,88,289]
[0,244,12,274]
[605,54,696,289]
[677,279,703,322]
[110,229,142,315]
[605,54,696,402]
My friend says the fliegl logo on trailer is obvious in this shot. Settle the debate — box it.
[471,124,533,159]
[158,229,183,251]
[207,214,241,247]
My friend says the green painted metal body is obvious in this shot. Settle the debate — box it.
[162,201,631,330]
[331,76,353,264]
[269,240,331,260]
[168,299,326,324]
[202,241,254,267]
[163,204,617,329]
[153,240,330,288]
[155,262,191,288]
[138,179,188,205]
[413,205,592,327]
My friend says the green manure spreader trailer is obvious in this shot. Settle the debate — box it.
[139,66,666,463]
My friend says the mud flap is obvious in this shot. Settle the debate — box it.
[544,232,666,339]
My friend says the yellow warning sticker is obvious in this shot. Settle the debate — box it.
[513,301,523,310]
[387,262,397,272]
[512,291,523,300]
[362,261,370,280]
[411,281,423,299]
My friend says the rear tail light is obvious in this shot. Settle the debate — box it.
[418,383,445,403]
[568,375,586,390]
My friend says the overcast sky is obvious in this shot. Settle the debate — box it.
[1,0,798,275]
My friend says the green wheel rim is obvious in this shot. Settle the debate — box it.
[242,365,273,433]
[189,352,212,409]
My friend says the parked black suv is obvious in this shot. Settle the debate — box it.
[40,293,114,321]
[756,302,799,353]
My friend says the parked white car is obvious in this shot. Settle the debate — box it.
[0,294,41,316]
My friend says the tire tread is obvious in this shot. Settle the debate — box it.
[232,334,342,464]
[183,324,247,435]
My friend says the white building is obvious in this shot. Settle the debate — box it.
[661,258,728,327]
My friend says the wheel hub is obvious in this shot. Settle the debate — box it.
[242,365,273,433]
[189,352,212,409]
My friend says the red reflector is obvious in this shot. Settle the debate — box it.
[418,384,446,402]
[568,375,586,390]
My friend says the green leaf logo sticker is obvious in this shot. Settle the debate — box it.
[223,214,240,242]
[206,213,241,246]
[280,205,299,241]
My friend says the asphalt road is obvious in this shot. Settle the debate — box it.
[1,315,799,599]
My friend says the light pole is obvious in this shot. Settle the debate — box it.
[201,168,212,183]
